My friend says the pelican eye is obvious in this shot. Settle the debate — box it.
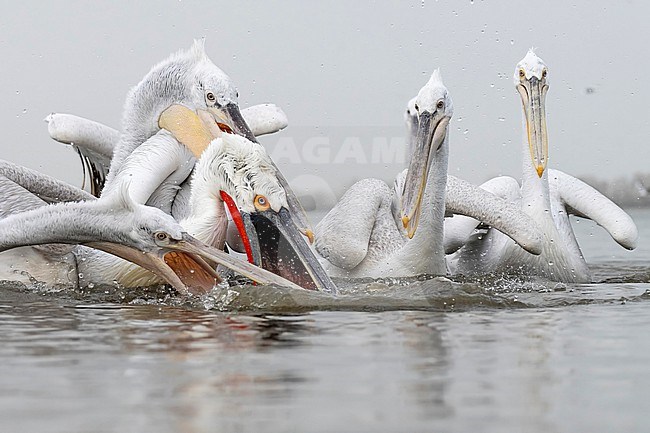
[206,92,216,103]
[436,100,444,110]
[253,194,271,211]
[542,69,547,79]
[519,69,526,79]
[154,232,169,242]
[414,103,419,112]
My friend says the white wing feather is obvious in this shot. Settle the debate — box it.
[549,169,638,250]
[315,178,390,269]
[241,104,289,136]
[445,175,542,255]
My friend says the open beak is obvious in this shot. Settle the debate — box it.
[517,76,549,177]
[158,103,257,156]
[87,233,305,296]
[400,113,450,238]
[206,103,258,142]
[220,190,262,266]
[242,207,337,294]
[220,191,332,293]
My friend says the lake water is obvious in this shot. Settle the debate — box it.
[1,209,649,433]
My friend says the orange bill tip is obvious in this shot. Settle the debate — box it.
[304,229,315,244]
[402,215,410,229]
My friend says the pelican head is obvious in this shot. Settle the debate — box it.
[403,96,419,158]
[400,69,453,238]
[514,49,549,177]
[123,40,256,157]
[194,133,337,294]
[87,200,222,295]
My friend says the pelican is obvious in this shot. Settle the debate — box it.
[0,171,305,294]
[315,70,543,278]
[446,50,638,282]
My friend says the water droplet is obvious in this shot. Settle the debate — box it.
[78,273,83,278]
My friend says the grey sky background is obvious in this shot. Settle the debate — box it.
[0,0,648,204]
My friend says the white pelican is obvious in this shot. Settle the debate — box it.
[315,70,543,278]
[446,50,638,282]
[0,170,305,294]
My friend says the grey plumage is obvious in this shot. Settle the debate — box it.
[0,159,93,203]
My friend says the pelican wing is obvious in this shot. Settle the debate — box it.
[0,160,93,204]
[444,176,522,253]
[445,175,542,255]
[549,169,638,250]
[315,179,390,269]
[241,104,288,137]
[46,113,119,197]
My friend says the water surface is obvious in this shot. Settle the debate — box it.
[1,209,649,432]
